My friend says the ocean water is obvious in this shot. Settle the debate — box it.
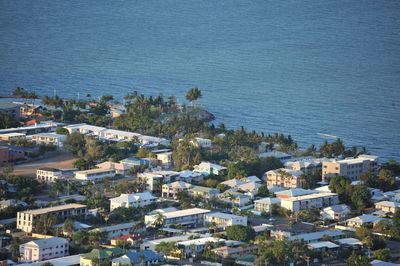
[0,0,399,161]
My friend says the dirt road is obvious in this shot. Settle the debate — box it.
[11,151,78,176]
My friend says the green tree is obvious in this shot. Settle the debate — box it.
[347,251,371,266]
[351,185,371,210]
[64,132,86,155]
[226,225,255,242]
[55,127,69,135]
[0,113,19,129]
[63,218,75,236]
[186,87,202,108]
[373,249,390,261]
[33,214,58,235]
[256,185,269,197]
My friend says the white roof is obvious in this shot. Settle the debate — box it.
[15,255,81,266]
[275,188,317,197]
[163,181,192,189]
[93,222,136,232]
[196,162,227,170]
[23,237,68,248]
[237,181,262,192]
[288,230,344,241]
[375,201,400,208]
[110,192,157,204]
[322,204,350,213]
[281,192,337,202]
[259,151,291,159]
[370,260,400,266]
[308,241,339,249]
[0,132,26,137]
[245,176,262,183]
[102,129,140,137]
[154,208,211,219]
[254,197,281,205]
[179,237,223,246]
[337,238,362,246]
[179,170,203,178]
[221,178,246,188]
[346,214,385,224]
[205,212,245,220]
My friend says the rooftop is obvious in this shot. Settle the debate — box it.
[205,212,245,220]
[75,168,116,175]
[110,192,157,204]
[288,230,344,242]
[281,192,337,202]
[23,237,68,248]
[308,241,339,249]
[19,203,86,215]
[152,208,211,219]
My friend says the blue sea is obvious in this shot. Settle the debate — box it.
[0,0,399,161]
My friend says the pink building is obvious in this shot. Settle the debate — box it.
[20,237,69,263]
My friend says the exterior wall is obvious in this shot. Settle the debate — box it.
[0,105,20,119]
[75,170,116,181]
[0,147,10,164]
[204,215,247,228]
[281,195,339,212]
[31,134,67,147]
[266,171,303,189]
[17,206,88,232]
[0,134,26,141]
[20,241,69,262]
[162,185,190,198]
[322,157,379,181]
[110,197,156,211]
[36,169,62,182]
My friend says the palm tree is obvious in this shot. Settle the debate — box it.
[153,212,165,228]
[185,88,202,109]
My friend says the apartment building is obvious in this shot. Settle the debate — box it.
[204,212,247,229]
[31,132,67,147]
[285,158,329,173]
[322,155,379,181]
[145,208,211,228]
[0,102,21,119]
[36,167,63,182]
[109,192,157,211]
[96,161,134,176]
[91,222,137,239]
[0,133,26,141]
[280,192,339,212]
[17,203,87,232]
[74,168,116,181]
[20,237,69,263]
[265,168,304,189]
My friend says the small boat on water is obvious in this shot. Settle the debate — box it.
[316,133,338,139]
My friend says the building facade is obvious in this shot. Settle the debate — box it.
[74,168,116,181]
[31,133,67,147]
[204,212,247,229]
[265,169,304,189]
[280,193,339,212]
[109,192,157,211]
[17,204,87,232]
[20,237,69,263]
[36,167,63,182]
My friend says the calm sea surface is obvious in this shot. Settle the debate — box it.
[0,0,399,161]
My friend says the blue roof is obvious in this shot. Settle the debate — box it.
[3,145,39,152]
[114,250,162,264]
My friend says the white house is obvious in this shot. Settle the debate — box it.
[31,133,67,147]
[110,192,157,211]
[192,137,212,148]
[280,192,339,212]
[193,162,227,176]
[145,208,211,228]
[36,167,63,182]
[20,237,69,263]
[204,212,247,229]
[320,204,351,221]
[346,214,387,228]
[91,222,137,239]
[178,237,225,256]
[74,168,116,181]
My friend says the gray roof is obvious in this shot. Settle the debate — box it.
[24,237,68,248]
[288,230,344,242]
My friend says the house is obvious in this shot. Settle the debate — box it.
[375,201,400,213]
[345,214,387,228]
[0,199,27,210]
[96,161,134,176]
[285,158,329,173]
[237,182,262,195]
[74,168,116,181]
[138,171,179,192]
[36,167,63,182]
[288,230,344,244]
[31,132,67,147]
[0,133,26,141]
[320,204,351,221]
[219,191,252,207]
[204,212,247,229]
[279,192,339,212]
[109,192,157,211]
[211,246,258,258]
[140,234,195,251]
[19,237,69,263]
[193,162,227,176]
[191,137,212,148]
[322,155,379,182]
[0,121,61,136]
[17,203,87,232]
[178,170,204,182]
[253,197,281,215]
[90,222,137,239]
[112,250,163,266]
[80,247,123,266]
[242,176,262,183]
[144,208,211,228]
[0,102,21,119]
[337,238,362,248]
[259,151,292,161]
[110,234,143,246]
[178,237,225,257]
[188,185,219,199]
[221,178,247,188]
[265,169,304,189]
[370,260,400,266]
[162,181,192,198]
[119,157,149,167]
[308,241,339,252]
[156,152,173,168]
[0,145,40,163]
